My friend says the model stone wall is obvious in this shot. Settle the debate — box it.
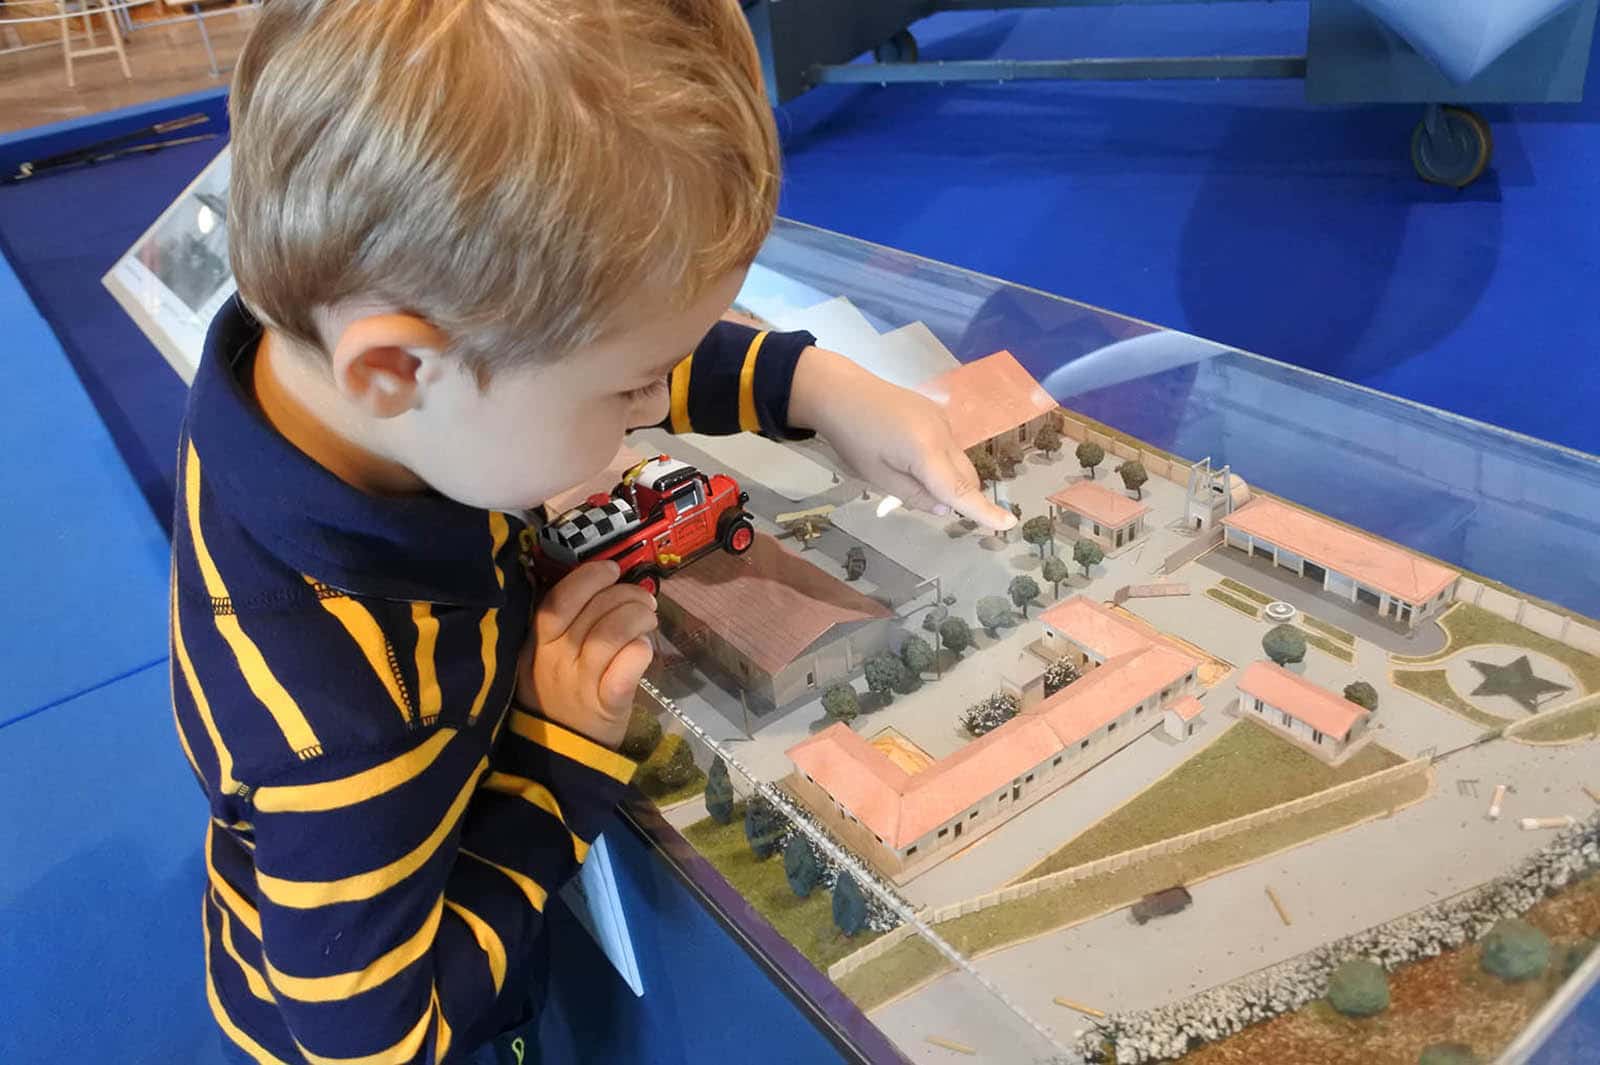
[1077,815,1600,1063]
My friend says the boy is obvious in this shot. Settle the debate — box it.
[175,2,1013,1063]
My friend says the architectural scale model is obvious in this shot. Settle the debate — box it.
[633,310,1600,1065]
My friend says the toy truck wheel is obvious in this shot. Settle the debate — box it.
[622,565,662,595]
[722,515,755,555]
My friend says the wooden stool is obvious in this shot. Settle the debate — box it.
[57,0,131,88]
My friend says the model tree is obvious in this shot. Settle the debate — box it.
[1344,681,1380,712]
[704,756,734,825]
[976,596,1013,638]
[1034,422,1062,459]
[1076,440,1105,479]
[620,704,663,761]
[832,872,868,938]
[967,448,1000,488]
[1009,575,1041,618]
[822,684,860,724]
[1119,460,1149,500]
[865,652,914,703]
[1042,556,1070,599]
[652,735,697,788]
[744,795,784,860]
[938,616,973,657]
[921,603,949,633]
[784,836,822,898]
[1073,538,1104,578]
[1022,516,1055,558]
[1263,624,1308,666]
[996,441,1024,479]
[900,634,937,679]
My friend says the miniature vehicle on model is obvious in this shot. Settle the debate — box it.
[1131,885,1193,925]
[530,455,754,595]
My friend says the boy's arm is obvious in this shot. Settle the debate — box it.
[661,319,816,439]
[241,716,633,1064]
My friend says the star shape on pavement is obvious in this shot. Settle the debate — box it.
[1468,655,1571,714]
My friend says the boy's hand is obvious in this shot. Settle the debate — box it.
[518,561,656,750]
[787,347,1017,532]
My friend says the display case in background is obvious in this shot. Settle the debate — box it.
[108,157,1600,1065]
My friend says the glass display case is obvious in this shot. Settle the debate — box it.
[108,155,1600,1064]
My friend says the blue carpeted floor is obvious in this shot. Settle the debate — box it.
[776,3,1600,458]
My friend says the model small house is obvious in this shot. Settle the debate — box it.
[1163,695,1207,740]
[1222,497,1458,630]
[916,349,1057,456]
[657,533,892,710]
[787,595,1201,881]
[1236,660,1372,762]
[1048,479,1150,553]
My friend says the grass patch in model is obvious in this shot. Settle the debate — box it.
[1019,722,1403,882]
[1175,872,1600,1064]
[1300,628,1357,664]
[839,770,1430,1012]
[1304,614,1356,646]
[1392,669,1509,729]
[683,804,882,971]
[1514,693,1600,744]
[1206,587,1260,619]
[1396,604,1600,692]
[1219,578,1272,605]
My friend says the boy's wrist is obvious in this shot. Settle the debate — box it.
[786,345,860,436]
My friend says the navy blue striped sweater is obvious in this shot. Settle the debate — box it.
[173,298,813,1064]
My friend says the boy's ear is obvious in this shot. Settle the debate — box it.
[328,313,450,419]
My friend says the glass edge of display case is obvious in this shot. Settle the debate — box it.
[614,758,914,1065]
[765,216,1600,473]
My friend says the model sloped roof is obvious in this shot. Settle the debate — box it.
[1222,497,1457,605]
[661,533,891,675]
[915,350,1057,451]
[1038,595,1191,662]
[786,597,1203,850]
[1168,695,1207,722]
[1237,661,1369,740]
[1047,479,1149,528]
[1035,646,1196,747]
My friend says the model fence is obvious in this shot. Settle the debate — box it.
[824,922,921,981]
[916,758,1431,926]
[1453,577,1600,656]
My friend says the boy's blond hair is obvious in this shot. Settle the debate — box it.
[228,0,779,369]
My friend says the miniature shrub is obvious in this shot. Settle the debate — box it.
[976,596,1013,637]
[1344,681,1380,712]
[1263,624,1308,666]
[865,653,915,702]
[619,705,663,761]
[1044,658,1081,697]
[784,836,822,898]
[922,604,950,633]
[744,796,784,860]
[1480,917,1551,982]
[1326,957,1389,1017]
[938,616,973,655]
[1418,1043,1481,1065]
[822,684,860,724]
[961,691,1020,737]
[900,635,936,677]
[833,872,868,937]
[704,757,734,825]
[648,734,697,788]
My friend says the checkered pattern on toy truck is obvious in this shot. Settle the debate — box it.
[542,498,641,557]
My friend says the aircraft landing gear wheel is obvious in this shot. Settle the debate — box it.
[874,29,917,64]
[723,516,755,555]
[1411,105,1492,188]
[623,566,662,595]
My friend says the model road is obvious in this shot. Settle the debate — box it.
[872,733,1599,1057]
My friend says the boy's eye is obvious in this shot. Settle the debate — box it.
[624,379,668,403]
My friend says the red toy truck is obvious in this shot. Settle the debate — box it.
[529,455,754,594]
